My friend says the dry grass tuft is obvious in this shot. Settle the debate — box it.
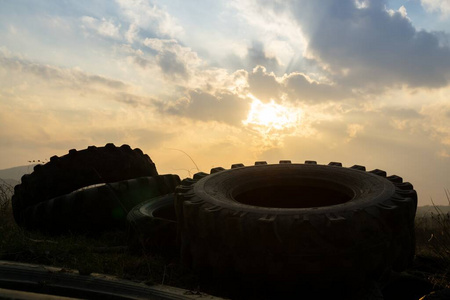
[0,179,13,214]
[415,189,450,288]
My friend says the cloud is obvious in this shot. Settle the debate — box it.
[381,107,422,120]
[421,0,450,18]
[113,93,156,107]
[185,91,251,125]
[143,38,200,80]
[124,22,138,43]
[0,55,127,91]
[223,40,282,74]
[132,55,153,69]
[246,65,350,104]
[152,90,251,126]
[157,51,188,79]
[246,40,280,72]
[131,38,246,97]
[420,102,450,147]
[247,66,281,102]
[143,38,177,52]
[346,123,364,142]
[228,0,306,71]
[398,6,408,19]
[284,72,350,103]
[115,0,183,40]
[287,0,450,90]
[81,16,121,39]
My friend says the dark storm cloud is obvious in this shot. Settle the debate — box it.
[289,0,450,89]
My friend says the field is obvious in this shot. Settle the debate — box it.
[1,180,449,298]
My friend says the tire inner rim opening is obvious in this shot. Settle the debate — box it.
[232,179,355,209]
[153,205,176,221]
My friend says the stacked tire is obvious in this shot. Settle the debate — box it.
[126,194,178,254]
[12,143,180,234]
[175,161,417,295]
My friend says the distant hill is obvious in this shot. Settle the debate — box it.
[0,164,37,182]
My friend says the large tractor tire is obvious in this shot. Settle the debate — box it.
[21,175,180,234]
[175,161,417,295]
[12,143,158,227]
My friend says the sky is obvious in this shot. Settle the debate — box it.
[1,0,450,205]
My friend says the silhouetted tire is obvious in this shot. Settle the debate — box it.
[12,143,158,226]
[21,175,180,234]
[175,161,417,291]
[0,261,224,300]
[127,194,178,253]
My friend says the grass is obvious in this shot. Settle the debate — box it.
[0,179,12,213]
[1,179,450,297]
[414,190,450,289]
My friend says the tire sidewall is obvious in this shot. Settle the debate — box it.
[195,164,396,215]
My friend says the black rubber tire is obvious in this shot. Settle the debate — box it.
[127,194,178,253]
[21,175,180,234]
[175,161,417,292]
[0,260,224,300]
[12,143,158,226]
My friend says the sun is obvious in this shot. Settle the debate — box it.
[243,95,302,133]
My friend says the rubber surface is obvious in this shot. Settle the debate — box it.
[175,161,417,292]
[0,288,79,300]
[21,175,180,234]
[0,260,224,300]
[127,194,178,253]
[12,143,158,226]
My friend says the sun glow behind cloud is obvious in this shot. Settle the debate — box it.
[243,94,302,134]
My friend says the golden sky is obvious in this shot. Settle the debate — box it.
[1,0,450,205]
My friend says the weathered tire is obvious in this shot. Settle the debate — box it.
[175,161,417,292]
[0,260,225,300]
[22,175,180,234]
[127,194,178,253]
[12,143,158,226]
